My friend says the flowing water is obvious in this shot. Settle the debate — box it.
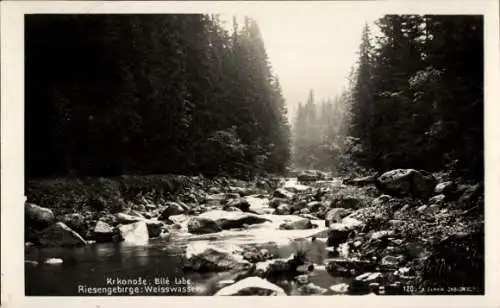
[25,214,349,296]
[26,178,352,296]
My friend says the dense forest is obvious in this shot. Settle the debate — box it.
[24,14,485,296]
[293,15,483,181]
[26,14,291,179]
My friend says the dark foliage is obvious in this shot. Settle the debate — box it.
[292,15,483,181]
[25,14,291,179]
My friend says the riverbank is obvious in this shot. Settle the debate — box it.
[25,169,484,295]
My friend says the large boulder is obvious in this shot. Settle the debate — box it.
[118,221,149,245]
[25,203,55,230]
[215,277,286,296]
[376,169,436,199]
[158,202,187,220]
[37,222,87,247]
[197,210,270,230]
[278,217,314,230]
[325,208,353,226]
[187,217,222,234]
[184,242,251,272]
[92,220,117,242]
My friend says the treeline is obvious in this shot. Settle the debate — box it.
[25,14,291,179]
[293,90,351,171]
[294,15,483,180]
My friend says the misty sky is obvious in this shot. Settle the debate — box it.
[220,8,383,118]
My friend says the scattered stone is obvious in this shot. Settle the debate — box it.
[44,258,63,265]
[398,267,412,275]
[330,283,349,294]
[225,198,251,212]
[283,180,310,193]
[184,242,250,272]
[217,279,235,289]
[340,217,365,229]
[326,259,376,277]
[115,212,142,224]
[370,230,395,240]
[380,255,405,267]
[325,208,353,225]
[273,188,294,199]
[187,217,222,234]
[331,196,362,209]
[434,181,456,196]
[355,272,383,283]
[159,202,187,220]
[215,276,286,296]
[295,274,309,284]
[429,194,446,205]
[416,204,428,213]
[37,222,87,247]
[278,217,314,230]
[255,254,308,278]
[275,203,292,215]
[388,219,404,229]
[269,198,287,208]
[372,195,392,207]
[297,171,321,182]
[93,221,116,242]
[294,282,328,295]
[208,187,221,194]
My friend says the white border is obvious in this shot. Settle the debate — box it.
[2,1,499,308]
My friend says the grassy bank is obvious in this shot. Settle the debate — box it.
[26,175,205,215]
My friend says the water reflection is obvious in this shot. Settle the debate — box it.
[26,223,344,296]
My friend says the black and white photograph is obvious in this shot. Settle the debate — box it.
[1,0,499,305]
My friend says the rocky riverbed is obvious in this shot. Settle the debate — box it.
[25,169,484,296]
